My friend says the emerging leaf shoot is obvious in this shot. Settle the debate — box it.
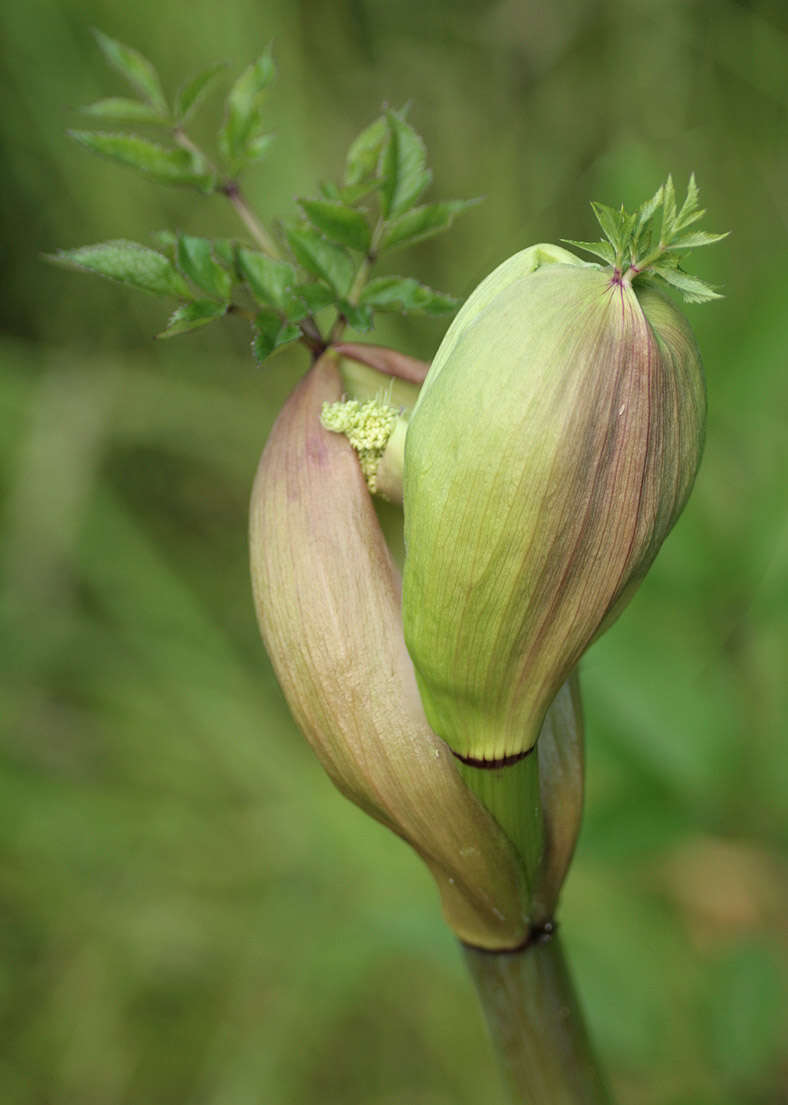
[564,174,728,303]
[52,34,479,363]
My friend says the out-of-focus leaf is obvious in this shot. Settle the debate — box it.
[211,239,237,269]
[296,282,336,312]
[218,45,275,170]
[92,29,168,112]
[176,235,233,300]
[299,199,372,252]
[150,229,177,256]
[174,61,227,124]
[47,240,191,297]
[381,111,432,218]
[238,249,298,311]
[344,114,386,188]
[319,180,341,201]
[68,131,215,191]
[252,310,300,363]
[244,133,275,166]
[359,275,457,314]
[81,97,167,124]
[380,199,480,251]
[158,299,227,338]
[340,179,384,206]
[336,301,374,331]
[285,226,355,296]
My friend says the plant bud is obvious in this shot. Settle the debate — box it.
[403,247,706,764]
[316,343,428,504]
[250,354,532,949]
[320,395,407,502]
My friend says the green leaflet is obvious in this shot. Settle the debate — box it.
[285,226,355,297]
[252,311,300,363]
[48,240,191,298]
[69,131,214,191]
[238,250,299,313]
[381,111,432,219]
[56,36,483,363]
[93,30,168,113]
[218,45,276,172]
[564,174,727,302]
[174,62,227,124]
[380,199,481,252]
[158,300,228,338]
[344,114,387,188]
[176,235,233,300]
[360,276,457,315]
[80,98,167,125]
[298,199,372,253]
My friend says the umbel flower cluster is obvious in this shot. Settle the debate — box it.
[251,176,724,950]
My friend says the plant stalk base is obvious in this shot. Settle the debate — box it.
[462,931,612,1105]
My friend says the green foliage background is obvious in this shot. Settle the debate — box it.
[1,0,787,1102]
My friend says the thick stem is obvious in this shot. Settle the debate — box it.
[463,932,613,1105]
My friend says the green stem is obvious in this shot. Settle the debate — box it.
[173,127,325,355]
[623,241,666,284]
[219,178,325,353]
[463,932,613,1105]
[457,753,544,902]
[329,217,384,343]
[174,127,282,258]
[221,179,283,258]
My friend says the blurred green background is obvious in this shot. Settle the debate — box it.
[2,0,787,1102]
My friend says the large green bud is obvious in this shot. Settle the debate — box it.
[402,244,707,764]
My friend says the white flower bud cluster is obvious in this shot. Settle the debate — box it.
[321,396,398,493]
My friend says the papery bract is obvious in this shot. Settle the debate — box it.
[249,354,533,949]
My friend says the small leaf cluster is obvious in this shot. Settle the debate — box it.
[565,175,728,303]
[74,31,271,187]
[51,32,479,362]
[284,107,478,337]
